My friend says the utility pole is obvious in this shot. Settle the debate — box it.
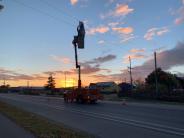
[27,81,29,88]
[3,77,6,86]
[154,52,158,94]
[64,72,66,88]
[73,78,75,89]
[128,56,133,89]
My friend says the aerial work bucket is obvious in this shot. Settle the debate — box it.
[77,21,85,49]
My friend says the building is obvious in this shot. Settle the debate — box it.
[89,82,121,94]
[118,82,136,97]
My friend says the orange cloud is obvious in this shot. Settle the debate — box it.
[87,26,109,35]
[130,48,145,53]
[174,1,184,25]
[90,73,123,83]
[115,4,134,16]
[123,54,146,63]
[0,68,48,88]
[61,57,71,64]
[112,27,133,34]
[51,55,71,64]
[70,0,78,5]
[112,27,135,43]
[100,4,134,19]
[175,17,184,25]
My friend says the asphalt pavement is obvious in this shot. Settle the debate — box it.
[0,93,184,138]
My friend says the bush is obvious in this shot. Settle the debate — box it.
[19,90,40,95]
[118,83,184,102]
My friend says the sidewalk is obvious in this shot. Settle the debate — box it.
[0,113,35,138]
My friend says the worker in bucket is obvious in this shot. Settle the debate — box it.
[77,21,85,38]
[77,21,85,49]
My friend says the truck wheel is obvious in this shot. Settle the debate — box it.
[81,98,85,104]
[76,97,79,103]
[90,100,97,104]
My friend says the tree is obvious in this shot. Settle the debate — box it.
[134,78,144,86]
[44,74,55,94]
[0,84,10,88]
[176,76,184,89]
[145,68,179,91]
[0,84,10,93]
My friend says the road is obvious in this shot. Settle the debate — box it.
[0,93,184,138]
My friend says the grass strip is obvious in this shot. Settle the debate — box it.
[0,101,94,138]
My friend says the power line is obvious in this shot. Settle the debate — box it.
[12,0,125,48]
[39,0,80,22]
[11,0,109,46]
[11,0,76,28]
[37,0,117,47]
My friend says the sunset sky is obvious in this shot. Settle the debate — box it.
[0,0,184,87]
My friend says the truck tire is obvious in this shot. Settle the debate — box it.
[90,100,97,104]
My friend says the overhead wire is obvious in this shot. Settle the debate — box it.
[11,0,97,41]
[8,0,160,81]
[11,0,76,28]
[11,0,124,47]
[38,0,80,22]
[37,0,117,47]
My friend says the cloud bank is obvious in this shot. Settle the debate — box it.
[92,41,184,83]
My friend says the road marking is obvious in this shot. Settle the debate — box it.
[1,94,184,137]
